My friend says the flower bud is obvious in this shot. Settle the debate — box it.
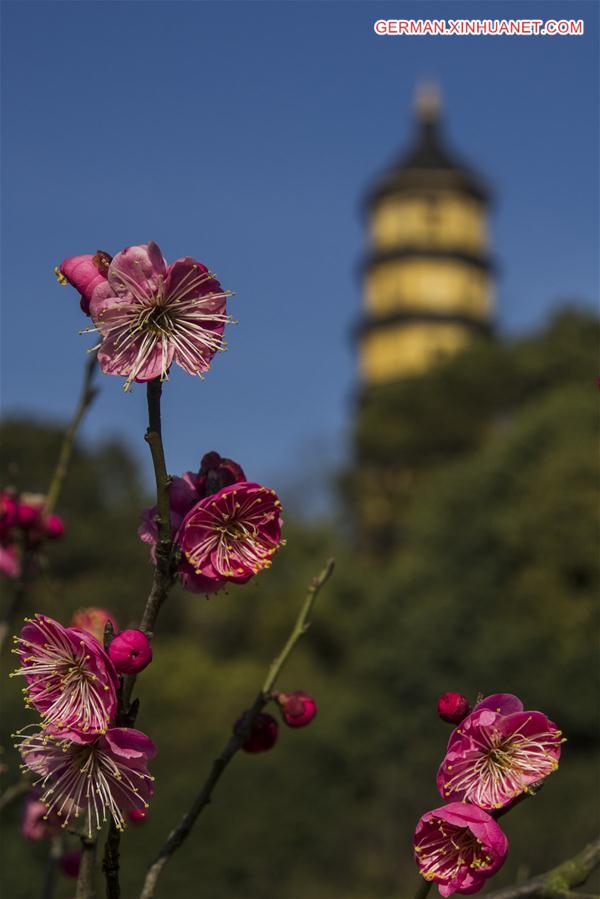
[108,629,153,674]
[58,850,81,879]
[70,607,118,644]
[274,691,317,728]
[195,451,246,498]
[44,514,65,540]
[437,692,471,725]
[0,491,18,532]
[57,251,111,315]
[16,502,42,529]
[235,712,278,753]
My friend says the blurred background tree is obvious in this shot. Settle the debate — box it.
[0,307,597,898]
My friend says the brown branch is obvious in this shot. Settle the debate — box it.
[102,817,121,899]
[483,837,600,899]
[102,378,176,899]
[138,559,335,899]
[75,838,97,899]
[46,353,98,516]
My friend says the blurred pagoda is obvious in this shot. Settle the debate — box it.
[350,83,496,550]
[358,83,494,385]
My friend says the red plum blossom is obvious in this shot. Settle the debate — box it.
[16,726,156,837]
[180,482,283,587]
[138,451,247,594]
[83,241,231,390]
[12,614,119,735]
[413,802,508,895]
[437,694,562,810]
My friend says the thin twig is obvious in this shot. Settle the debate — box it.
[412,881,432,899]
[483,837,600,899]
[138,559,335,899]
[46,353,98,516]
[0,354,98,656]
[75,838,97,899]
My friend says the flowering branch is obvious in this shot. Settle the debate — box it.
[138,558,335,899]
[483,837,600,899]
[0,354,97,657]
[121,378,176,713]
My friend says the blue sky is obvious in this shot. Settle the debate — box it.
[1,1,598,504]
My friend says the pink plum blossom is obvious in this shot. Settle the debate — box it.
[179,482,283,587]
[12,614,119,735]
[437,694,562,810]
[438,693,471,725]
[70,607,118,644]
[139,451,247,594]
[85,241,231,390]
[0,542,19,578]
[21,789,61,841]
[0,492,65,580]
[108,630,152,675]
[16,726,156,837]
[413,802,508,896]
[274,691,317,728]
[57,251,111,315]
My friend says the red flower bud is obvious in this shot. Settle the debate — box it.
[16,502,42,529]
[274,691,317,728]
[108,629,152,674]
[437,692,471,725]
[44,514,65,540]
[58,850,81,879]
[235,712,278,753]
[195,451,246,498]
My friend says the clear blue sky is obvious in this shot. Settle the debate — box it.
[1,1,598,504]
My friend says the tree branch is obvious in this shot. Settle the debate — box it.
[0,354,98,656]
[103,378,176,899]
[483,837,600,899]
[138,558,335,899]
[75,838,97,899]
[46,353,98,516]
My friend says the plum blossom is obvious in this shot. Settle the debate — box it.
[21,789,61,841]
[139,451,247,593]
[437,694,563,810]
[16,726,156,837]
[12,615,118,735]
[413,802,508,896]
[179,482,283,587]
[84,241,231,389]
[56,251,111,315]
[0,491,65,579]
